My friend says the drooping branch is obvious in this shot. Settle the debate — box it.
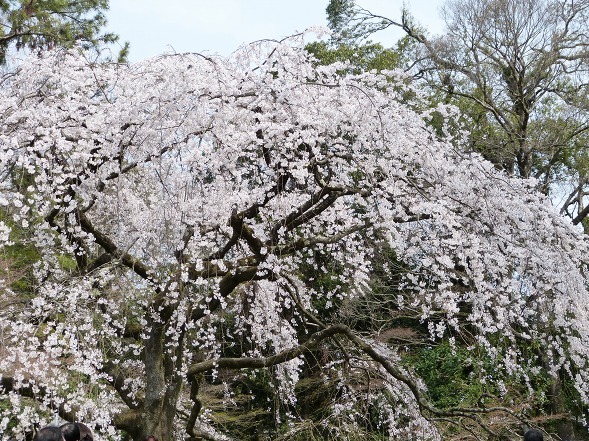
[102,361,143,410]
[175,225,195,263]
[228,211,264,258]
[1,376,77,422]
[77,211,158,287]
[186,324,349,379]
[85,252,114,274]
[205,228,240,261]
[185,323,531,427]
[271,222,369,256]
[269,187,331,242]
[190,265,262,321]
[43,187,90,271]
[270,189,362,245]
[99,128,210,184]
[206,174,291,260]
[185,324,426,412]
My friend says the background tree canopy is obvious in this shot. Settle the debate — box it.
[323,0,589,231]
[0,0,127,64]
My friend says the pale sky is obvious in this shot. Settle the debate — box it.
[106,0,446,62]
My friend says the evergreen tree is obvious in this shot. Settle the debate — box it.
[0,0,128,64]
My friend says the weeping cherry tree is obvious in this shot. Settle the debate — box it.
[0,35,589,440]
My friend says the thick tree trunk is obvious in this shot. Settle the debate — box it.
[548,375,574,441]
[140,317,184,441]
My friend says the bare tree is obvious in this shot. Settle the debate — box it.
[326,0,589,225]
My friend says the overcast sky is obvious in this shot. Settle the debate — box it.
[105,0,446,62]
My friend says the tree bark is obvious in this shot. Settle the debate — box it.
[139,315,184,441]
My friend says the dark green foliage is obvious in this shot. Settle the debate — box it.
[306,39,408,73]
[324,0,393,45]
[308,0,417,74]
[404,342,488,409]
[326,0,355,37]
[0,214,39,295]
[0,0,128,64]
